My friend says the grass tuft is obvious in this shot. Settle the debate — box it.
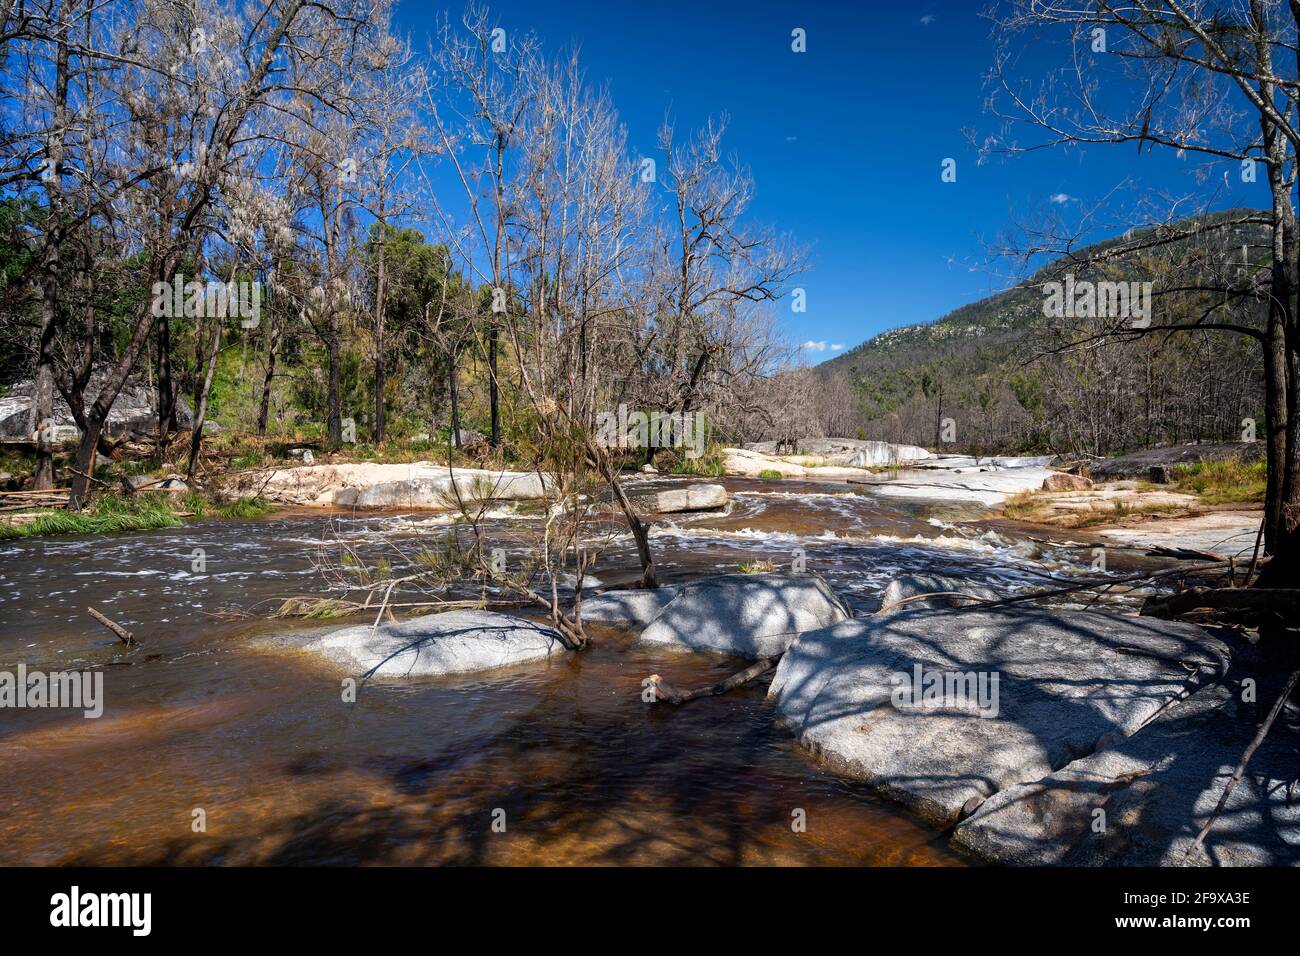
[1170,458,1266,504]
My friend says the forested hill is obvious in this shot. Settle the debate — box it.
[810,209,1268,455]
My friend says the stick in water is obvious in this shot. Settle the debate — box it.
[87,606,137,647]
[646,657,780,705]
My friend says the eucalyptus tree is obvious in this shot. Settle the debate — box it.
[985,0,1299,585]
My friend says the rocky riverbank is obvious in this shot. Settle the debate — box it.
[290,566,1295,865]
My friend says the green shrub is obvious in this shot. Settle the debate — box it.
[757,469,783,480]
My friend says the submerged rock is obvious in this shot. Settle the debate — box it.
[768,606,1228,828]
[307,610,567,678]
[953,681,1300,866]
[637,572,852,658]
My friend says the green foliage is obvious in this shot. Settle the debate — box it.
[1172,459,1267,504]
[757,468,783,480]
[0,492,275,540]
[0,494,182,540]
[669,442,726,477]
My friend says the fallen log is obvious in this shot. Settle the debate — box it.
[646,656,779,705]
[1141,587,1300,622]
[1146,546,1226,562]
[87,606,137,647]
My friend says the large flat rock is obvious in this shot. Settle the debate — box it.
[743,438,932,468]
[953,681,1300,866]
[769,606,1228,827]
[307,610,567,677]
[229,462,551,508]
[857,467,1058,505]
[638,572,852,658]
[1099,511,1263,560]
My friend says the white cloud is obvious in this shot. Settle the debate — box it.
[1049,192,1072,204]
[830,343,844,351]
[919,15,937,26]
[802,340,828,352]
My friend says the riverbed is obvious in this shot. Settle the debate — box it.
[0,477,1107,865]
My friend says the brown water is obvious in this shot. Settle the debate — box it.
[0,477,1098,866]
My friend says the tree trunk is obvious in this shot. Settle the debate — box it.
[186,318,222,481]
[449,352,461,448]
[155,315,178,452]
[488,326,499,446]
[256,312,280,436]
[32,1,72,491]
[327,317,342,446]
[590,439,657,588]
[373,233,387,445]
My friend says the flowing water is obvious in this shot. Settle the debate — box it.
[0,477,1103,865]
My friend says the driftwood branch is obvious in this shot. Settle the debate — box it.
[1141,587,1300,622]
[87,606,137,646]
[646,657,779,705]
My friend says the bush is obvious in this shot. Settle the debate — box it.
[757,469,783,480]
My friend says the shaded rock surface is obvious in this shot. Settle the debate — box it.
[638,572,852,658]
[0,374,193,441]
[769,606,1228,828]
[307,610,566,677]
[953,681,1300,866]
[878,573,1002,611]
[579,586,682,627]
[1089,442,1263,480]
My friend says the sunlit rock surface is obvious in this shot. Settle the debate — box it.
[229,462,551,508]
[308,610,567,677]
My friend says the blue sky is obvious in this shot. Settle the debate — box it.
[396,0,1271,362]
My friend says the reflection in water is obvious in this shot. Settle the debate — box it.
[0,477,1095,865]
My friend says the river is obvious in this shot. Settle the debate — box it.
[0,477,1103,865]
